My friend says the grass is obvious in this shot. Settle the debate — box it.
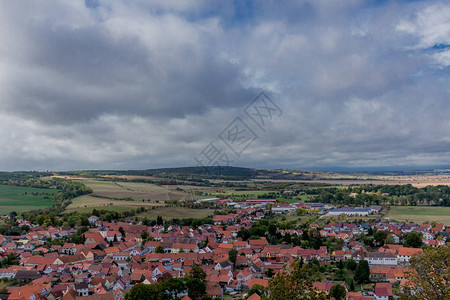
[385,206,450,225]
[75,179,191,201]
[66,179,195,213]
[66,201,217,221]
[137,206,217,220]
[273,214,317,225]
[65,195,164,211]
[65,205,133,214]
[0,184,57,215]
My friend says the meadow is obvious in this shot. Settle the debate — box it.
[0,185,57,215]
[78,180,189,201]
[136,206,217,220]
[385,206,450,225]
[66,179,193,212]
[65,195,166,211]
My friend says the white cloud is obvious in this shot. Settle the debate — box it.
[0,0,449,171]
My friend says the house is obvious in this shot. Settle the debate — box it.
[313,282,347,296]
[106,231,123,242]
[247,294,261,300]
[61,243,77,255]
[374,282,393,300]
[171,243,198,253]
[0,268,16,279]
[328,208,370,216]
[237,268,253,283]
[74,282,89,297]
[245,278,269,289]
[271,204,297,214]
[7,286,42,300]
[422,231,435,240]
[88,216,99,224]
[215,260,232,271]
[212,215,238,225]
[14,270,40,282]
[346,292,372,300]
[365,252,397,266]
[396,247,422,263]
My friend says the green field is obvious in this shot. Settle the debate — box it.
[65,205,134,214]
[137,206,217,220]
[273,214,317,225]
[77,180,190,201]
[66,204,217,220]
[0,185,57,215]
[385,206,450,225]
[65,195,166,211]
[66,179,195,212]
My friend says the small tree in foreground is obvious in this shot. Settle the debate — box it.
[329,283,346,300]
[246,284,267,299]
[400,243,449,300]
[264,259,325,300]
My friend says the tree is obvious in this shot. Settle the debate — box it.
[302,230,310,241]
[229,248,238,266]
[265,268,275,278]
[349,280,355,291]
[141,230,149,242]
[384,234,396,245]
[237,228,250,241]
[160,278,186,299]
[354,260,370,284]
[268,223,277,236]
[186,278,206,300]
[346,259,357,271]
[404,232,422,248]
[155,246,164,254]
[337,260,344,269]
[374,231,389,246]
[188,264,206,281]
[329,283,346,300]
[265,259,325,300]
[119,227,126,238]
[246,284,267,299]
[156,215,163,225]
[124,283,162,300]
[400,243,449,300]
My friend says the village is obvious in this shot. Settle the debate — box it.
[0,200,447,300]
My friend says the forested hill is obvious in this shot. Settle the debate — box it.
[57,166,335,181]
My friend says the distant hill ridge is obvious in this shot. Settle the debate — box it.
[58,166,331,181]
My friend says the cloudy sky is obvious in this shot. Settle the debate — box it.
[1,0,450,171]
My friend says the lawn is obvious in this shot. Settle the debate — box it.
[65,205,133,214]
[66,179,196,213]
[385,206,450,225]
[65,195,164,211]
[137,206,217,220]
[75,179,191,201]
[0,184,57,215]
[273,214,317,225]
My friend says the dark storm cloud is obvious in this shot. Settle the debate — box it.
[0,0,449,171]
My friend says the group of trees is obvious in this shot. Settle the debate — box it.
[312,184,450,207]
[400,243,449,299]
[265,259,325,300]
[262,244,449,299]
[361,227,423,248]
[236,220,344,252]
[125,264,210,300]
[0,253,18,268]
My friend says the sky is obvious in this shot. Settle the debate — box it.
[0,0,450,171]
